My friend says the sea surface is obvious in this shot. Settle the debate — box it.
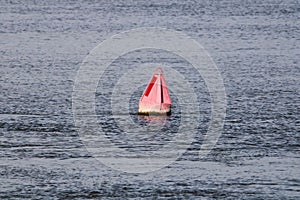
[1,0,300,199]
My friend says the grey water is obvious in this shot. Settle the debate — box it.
[1,0,300,199]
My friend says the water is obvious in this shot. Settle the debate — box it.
[1,0,300,199]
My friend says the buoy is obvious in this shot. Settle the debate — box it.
[138,67,172,115]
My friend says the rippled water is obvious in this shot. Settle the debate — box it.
[1,0,300,199]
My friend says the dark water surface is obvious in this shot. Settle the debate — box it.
[1,0,300,199]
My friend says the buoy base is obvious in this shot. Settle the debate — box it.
[138,103,171,116]
[138,110,171,116]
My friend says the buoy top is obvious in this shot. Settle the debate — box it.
[139,67,172,104]
[153,66,164,75]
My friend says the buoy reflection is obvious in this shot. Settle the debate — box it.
[138,115,170,124]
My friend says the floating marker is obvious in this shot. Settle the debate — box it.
[138,67,172,115]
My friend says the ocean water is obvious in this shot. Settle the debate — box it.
[0,0,299,199]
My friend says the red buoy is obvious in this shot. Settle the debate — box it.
[138,67,172,115]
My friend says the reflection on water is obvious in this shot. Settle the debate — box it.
[138,114,170,123]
